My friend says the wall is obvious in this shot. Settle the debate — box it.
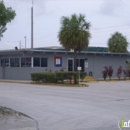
[86,54,129,78]
[0,52,129,80]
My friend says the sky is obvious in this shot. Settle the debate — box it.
[1,0,130,50]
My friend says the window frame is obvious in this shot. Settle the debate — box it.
[21,57,31,67]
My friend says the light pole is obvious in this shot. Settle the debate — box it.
[24,36,26,49]
[77,67,81,85]
[19,41,21,49]
[31,0,34,49]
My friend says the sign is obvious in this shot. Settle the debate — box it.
[54,56,62,67]
[118,119,130,129]
[85,62,88,68]
[77,66,81,71]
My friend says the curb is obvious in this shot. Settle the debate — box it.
[0,80,88,87]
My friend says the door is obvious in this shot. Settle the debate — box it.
[76,59,85,71]
[1,59,5,79]
[68,59,73,71]
[80,59,85,71]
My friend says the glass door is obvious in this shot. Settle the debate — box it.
[68,59,73,71]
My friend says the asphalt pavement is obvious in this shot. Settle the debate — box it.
[0,81,130,130]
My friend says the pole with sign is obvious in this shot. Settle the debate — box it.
[77,67,81,85]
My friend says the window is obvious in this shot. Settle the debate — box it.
[33,57,40,67]
[21,58,26,67]
[5,58,9,67]
[0,58,9,67]
[41,58,47,67]
[33,57,48,67]
[0,59,5,67]
[15,58,19,67]
[10,58,15,67]
[10,58,20,67]
[21,57,31,67]
[26,58,31,67]
[76,59,84,71]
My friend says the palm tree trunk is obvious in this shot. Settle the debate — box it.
[74,49,77,71]
[74,49,77,84]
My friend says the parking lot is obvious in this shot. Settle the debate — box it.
[0,81,130,130]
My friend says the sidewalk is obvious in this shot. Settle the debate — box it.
[0,106,38,130]
[0,79,31,84]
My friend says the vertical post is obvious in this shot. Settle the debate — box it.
[24,36,26,49]
[19,41,21,49]
[79,69,80,85]
[31,57,33,68]
[31,1,33,49]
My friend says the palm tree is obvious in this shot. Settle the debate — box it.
[58,14,91,73]
[108,32,129,53]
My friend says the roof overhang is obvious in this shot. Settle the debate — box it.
[0,49,130,56]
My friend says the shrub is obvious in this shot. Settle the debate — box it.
[102,70,107,80]
[117,66,123,80]
[108,66,113,80]
[102,66,108,80]
[56,71,87,84]
[31,72,87,84]
[123,70,127,80]
[127,70,130,79]
[31,73,58,83]
[102,66,113,80]
[31,73,43,82]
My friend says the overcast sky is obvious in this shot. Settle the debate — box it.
[1,0,130,50]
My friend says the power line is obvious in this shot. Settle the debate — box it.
[91,24,130,30]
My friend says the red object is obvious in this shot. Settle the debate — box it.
[54,56,62,67]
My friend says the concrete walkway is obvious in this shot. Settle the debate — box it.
[0,81,130,130]
[0,106,38,130]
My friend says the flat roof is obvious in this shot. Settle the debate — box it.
[0,46,130,56]
[0,47,129,56]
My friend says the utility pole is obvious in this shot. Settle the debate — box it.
[19,41,21,49]
[24,36,26,49]
[31,0,34,49]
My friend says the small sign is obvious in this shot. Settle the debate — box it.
[77,66,81,70]
[54,56,62,67]
[85,62,88,68]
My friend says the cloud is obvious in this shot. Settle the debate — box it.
[1,0,130,51]
[100,0,124,16]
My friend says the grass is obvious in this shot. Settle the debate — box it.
[0,106,29,117]
[0,79,88,87]
[0,107,12,116]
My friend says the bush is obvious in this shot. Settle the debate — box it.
[102,66,113,80]
[108,66,113,80]
[31,73,58,83]
[56,71,86,84]
[31,73,43,82]
[123,70,127,80]
[117,66,123,80]
[127,70,130,79]
[102,70,107,80]
[102,66,108,80]
[31,71,87,84]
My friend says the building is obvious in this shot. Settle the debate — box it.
[0,46,130,80]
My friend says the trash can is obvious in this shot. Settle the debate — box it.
[89,71,93,76]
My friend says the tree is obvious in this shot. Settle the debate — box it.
[58,14,91,83]
[0,0,16,40]
[107,32,129,53]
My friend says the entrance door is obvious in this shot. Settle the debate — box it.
[80,59,85,71]
[76,59,85,71]
[1,59,5,79]
[68,59,73,71]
